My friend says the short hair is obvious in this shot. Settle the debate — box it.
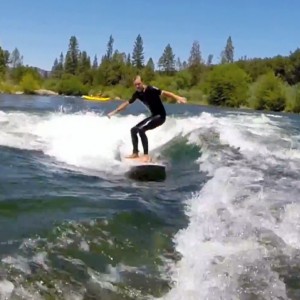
[134,75,142,82]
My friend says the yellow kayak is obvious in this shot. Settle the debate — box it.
[82,95,110,101]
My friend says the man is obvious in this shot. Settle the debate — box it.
[108,76,187,162]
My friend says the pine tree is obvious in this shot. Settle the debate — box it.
[51,52,64,78]
[158,44,175,74]
[64,36,80,74]
[51,58,59,72]
[10,48,23,68]
[0,46,7,75]
[59,52,64,67]
[126,53,131,66]
[92,55,98,69]
[146,58,155,70]
[132,34,144,69]
[182,61,188,69]
[188,41,202,67]
[207,54,213,66]
[176,57,182,71]
[221,36,234,63]
[105,35,114,60]
[78,51,91,73]
[188,41,203,85]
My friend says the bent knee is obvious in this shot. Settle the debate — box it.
[131,126,139,135]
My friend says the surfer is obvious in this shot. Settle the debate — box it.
[107,75,187,162]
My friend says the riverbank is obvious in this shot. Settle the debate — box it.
[1,80,299,114]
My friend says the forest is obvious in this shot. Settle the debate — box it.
[0,34,300,113]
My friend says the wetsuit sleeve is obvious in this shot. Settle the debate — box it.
[128,92,138,104]
[149,86,162,96]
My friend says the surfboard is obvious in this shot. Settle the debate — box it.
[122,158,166,181]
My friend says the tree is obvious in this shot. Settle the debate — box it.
[0,46,10,76]
[286,48,300,84]
[250,72,287,111]
[206,64,250,107]
[51,55,64,79]
[92,55,98,69]
[20,72,40,94]
[188,40,203,85]
[188,41,202,67]
[207,54,213,66]
[10,48,23,68]
[105,35,114,61]
[158,44,176,74]
[142,58,155,82]
[146,58,155,70]
[51,58,59,72]
[78,51,91,72]
[64,36,80,75]
[221,36,234,63]
[132,34,144,69]
[126,53,131,66]
[176,57,182,70]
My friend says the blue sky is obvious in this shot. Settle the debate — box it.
[0,0,299,71]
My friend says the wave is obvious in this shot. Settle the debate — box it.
[161,112,300,299]
[0,110,216,176]
[2,108,300,298]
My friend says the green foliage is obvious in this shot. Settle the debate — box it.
[249,72,287,111]
[158,44,176,74]
[132,34,144,69]
[57,74,89,96]
[0,46,9,76]
[20,73,40,94]
[0,81,18,93]
[9,66,42,85]
[206,64,250,107]
[64,36,79,75]
[221,36,234,63]
[284,84,300,113]
[42,78,60,92]
[286,49,300,84]
[10,48,23,68]
[4,33,300,113]
[188,41,204,85]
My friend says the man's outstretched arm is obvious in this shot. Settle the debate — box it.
[161,90,187,104]
[107,101,130,118]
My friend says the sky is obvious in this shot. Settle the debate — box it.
[0,0,299,71]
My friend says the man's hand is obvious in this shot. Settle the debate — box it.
[162,90,187,104]
[177,96,187,104]
[107,111,115,118]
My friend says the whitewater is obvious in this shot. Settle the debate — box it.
[0,95,300,299]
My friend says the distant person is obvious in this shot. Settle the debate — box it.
[108,75,187,162]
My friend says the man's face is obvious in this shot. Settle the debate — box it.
[134,79,143,92]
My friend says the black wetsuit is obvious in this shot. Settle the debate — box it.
[128,85,166,155]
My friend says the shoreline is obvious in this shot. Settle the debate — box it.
[1,90,299,117]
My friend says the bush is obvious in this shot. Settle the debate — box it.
[42,78,60,92]
[57,75,89,96]
[0,81,18,93]
[98,85,133,100]
[205,64,250,107]
[20,73,40,94]
[249,72,287,111]
[285,84,300,113]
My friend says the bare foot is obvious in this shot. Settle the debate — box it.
[125,153,139,159]
[140,155,152,162]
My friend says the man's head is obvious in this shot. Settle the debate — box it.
[133,75,144,92]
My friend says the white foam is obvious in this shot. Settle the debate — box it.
[1,108,300,299]
[0,280,14,299]
[0,110,214,175]
[160,113,299,300]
